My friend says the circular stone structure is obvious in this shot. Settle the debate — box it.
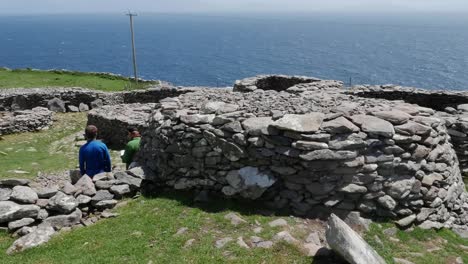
[136,77,468,230]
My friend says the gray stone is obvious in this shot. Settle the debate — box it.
[394,121,431,136]
[340,184,367,194]
[201,101,239,114]
[180,114,215,124]
[394,258,415,264]
[373,110,411,125]
[95,180,116,190]
[0,201,40,223]
[0,188,12,201]
[321,116,360,134]
[67,105,79,112]
[326,214,385,264]
[0,179,30,186]
[273,113,325,133]
[224,213,247,226]
[127,166,155,180]
[46,192,78,214]
[222,167,276,199]
[34,186,58,199]
[387,176,415,200]
[78,103,90,112]
[216,138,245,162]
[7,223,56,254]
[418,221,443,230]
[396,214,416,228]
[300,149,358,161]
[268,218,288,227]
[90,99,103,109]
[92,172,114,182]
[69,169,82,184]
[75,195,92,205]
[292,141,328,150]
[114,172,142,189]
[350,115,395,138]
[457,104,468,112]
[237,236,250,249]
[453,226,468,239]
[10,186,38,204]
[242,117,275,136]
[305,232,321,245]
[8,217,35,230]
[422,173,444,186]
[93,199,118,210]
[273,231,299,244]
[110,184,131,197]
[44,209,82,230]
[377,195,397,210]
[47,98,66,112]
[74,175,96,196]
[62,182,77,195]
[215,237,233,248]
[91,190,114,204]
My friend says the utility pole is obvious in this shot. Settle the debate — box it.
[126,12,138,84]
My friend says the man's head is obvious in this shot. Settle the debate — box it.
[85,125,98,140]
[127,127,141,139]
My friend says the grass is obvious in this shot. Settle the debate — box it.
[0,112,123,179]
[0,113,86,179]
[0,193,311,264]
[0,68,157,91]
[365,222,468,264]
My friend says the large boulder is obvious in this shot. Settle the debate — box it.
[326,214,385,264]
[0,201,40,223]
[74,175,97,196]
[10,186,38,204]
[242,117,275,136]
[43,209,82,230]
[114,172,142,189]
[47,98,66,113]
[46,192,78,214]
[7,223,56,255]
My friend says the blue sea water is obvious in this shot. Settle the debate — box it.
[0,13,467,89]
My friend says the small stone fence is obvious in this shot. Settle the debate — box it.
[137,88,468,231]
[0,87,194,112]
[0,167,151,254]
[0,107,53,136]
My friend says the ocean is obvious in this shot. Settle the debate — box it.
[0,13,467,89]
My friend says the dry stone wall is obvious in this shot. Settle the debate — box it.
[137,82,468,230]
[87,103,156,148]
[0,86,193,112]
[349,85,468,175]
[0,107,53,136]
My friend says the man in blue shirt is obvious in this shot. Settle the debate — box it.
[79,125,111,177]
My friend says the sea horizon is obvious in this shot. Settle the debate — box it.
[1,13,467,89]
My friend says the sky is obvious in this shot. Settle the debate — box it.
[1,0,467,14]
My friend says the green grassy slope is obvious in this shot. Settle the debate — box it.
[0,68,156,91]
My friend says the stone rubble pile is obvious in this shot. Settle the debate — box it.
[137,76,468,233]
[0,107,53,136]
[0,167,148,254]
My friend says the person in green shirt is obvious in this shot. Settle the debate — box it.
[121,127,141,169]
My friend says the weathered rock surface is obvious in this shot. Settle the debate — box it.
[7,223,56,255]
[326,214,385,264]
